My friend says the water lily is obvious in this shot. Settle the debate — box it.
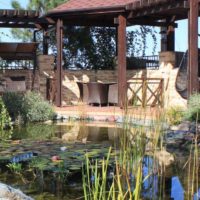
[60,146,67,151]
[51,155,60,162]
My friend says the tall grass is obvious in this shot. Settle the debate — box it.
[82,102,200,200]
[185,121,199,199]
[82,109,164,200]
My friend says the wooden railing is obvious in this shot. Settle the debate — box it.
[127,55,159,70]
[137,55,159,69]
[0,60,33,70]
[127,78,164,107]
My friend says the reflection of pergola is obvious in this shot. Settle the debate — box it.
[47,0,199,107]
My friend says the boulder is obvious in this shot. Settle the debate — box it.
[155,150,174,167]
[171,121,191,131]
[0,182,33,200]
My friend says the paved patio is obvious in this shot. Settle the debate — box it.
[54,105,162,122]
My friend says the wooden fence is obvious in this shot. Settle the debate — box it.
[127,78,164,107]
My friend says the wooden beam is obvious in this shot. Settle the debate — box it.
[188,0,199,96]
[117,15,127,108]
[127,18,178,27]
[56,18,63,107]
[0,23,37,28]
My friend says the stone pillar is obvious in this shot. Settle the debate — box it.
[159,51,187,108]
[37,55,55,100]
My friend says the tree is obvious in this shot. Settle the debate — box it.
[11,0,158,70]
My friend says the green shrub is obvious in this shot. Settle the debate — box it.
[166,106,185,125]
[185,93,200,121]
[21,91,54,122]
[0,97,13,139]
[2,92,23,120]
[2,91,54,123]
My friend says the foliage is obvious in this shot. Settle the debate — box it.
[185,93,200,121]
[166,106,185,125]
[2,92,23,120]
[59,26,117,70]
[0,97,13,140]
[21,91,54,122]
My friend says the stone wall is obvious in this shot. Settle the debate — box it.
[37,55,55,99]
[0,69,36,92]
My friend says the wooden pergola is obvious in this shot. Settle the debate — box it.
[46,0,200,108]
[0,9,55,55]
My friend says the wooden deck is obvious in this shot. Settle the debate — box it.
[54,105,163,122]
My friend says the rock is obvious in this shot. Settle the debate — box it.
[107,116,116,122]
[171,121,191,131]
[116,116,123,123]
[155,150,174,167]
[189,122,197,134]
[0,182,33,200]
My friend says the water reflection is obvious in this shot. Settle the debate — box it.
[58,122,121,143]
[171,177,184,200]
[142,156,185,200]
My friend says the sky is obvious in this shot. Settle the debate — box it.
[0,0,198,55]
[0,0,29,42]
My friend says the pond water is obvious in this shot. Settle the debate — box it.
[0,122,199,200]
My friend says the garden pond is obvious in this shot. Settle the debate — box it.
[0,121,199,199]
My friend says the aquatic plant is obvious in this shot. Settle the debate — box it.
[185,132,199,199]
[82,147,112,200]
[82,122,162,200]
[7,162,22,174]
[82,106,171,200]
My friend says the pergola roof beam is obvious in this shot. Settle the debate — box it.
[126,0,182,10]
[127,19,178,27]
[127,1,189,20]
[0,9,55,29]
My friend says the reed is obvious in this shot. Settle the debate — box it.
[82,108,164,200]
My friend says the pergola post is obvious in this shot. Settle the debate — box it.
[160,19,175,52]
[56,18,63,107]
[188,0,199,97]
[166,25,175,51]
[117,15,127,108]
[43,29,48,55]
